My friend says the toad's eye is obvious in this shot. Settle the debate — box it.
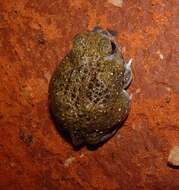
[111,41,116,54]
[99,38,116,56]
[99,38,112,55]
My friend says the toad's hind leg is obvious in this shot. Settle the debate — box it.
[87,90,132,145]
[123,59,133,89]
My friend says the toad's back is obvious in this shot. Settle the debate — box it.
[49,50,125,129]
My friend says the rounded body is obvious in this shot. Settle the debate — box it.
[49,29,132,146]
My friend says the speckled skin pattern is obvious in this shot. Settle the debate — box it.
[0,0,179,190]
[49,29,132,146]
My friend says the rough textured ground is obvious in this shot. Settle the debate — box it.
[0,0,179,190]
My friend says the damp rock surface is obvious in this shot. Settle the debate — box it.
[0,0,179,190]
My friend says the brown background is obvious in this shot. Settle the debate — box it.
[0,0,179,189]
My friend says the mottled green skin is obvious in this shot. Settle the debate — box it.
[49,30,131,146]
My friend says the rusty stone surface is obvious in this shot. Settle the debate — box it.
[0,0,179,189]
[168,145,179,166]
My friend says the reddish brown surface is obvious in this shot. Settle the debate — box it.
[0,0,179,189]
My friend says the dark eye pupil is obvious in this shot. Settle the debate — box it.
[111,41,116,54]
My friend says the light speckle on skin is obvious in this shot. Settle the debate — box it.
[157,50,164,60]
[168,146,179,166]
[108,0,123,7]
[64,156,76,167]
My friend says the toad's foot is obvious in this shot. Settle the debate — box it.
[123,58,133,89]
[116,90,132,122]
[87,128,118,145]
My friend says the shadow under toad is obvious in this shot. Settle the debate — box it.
[167,163,179,170]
